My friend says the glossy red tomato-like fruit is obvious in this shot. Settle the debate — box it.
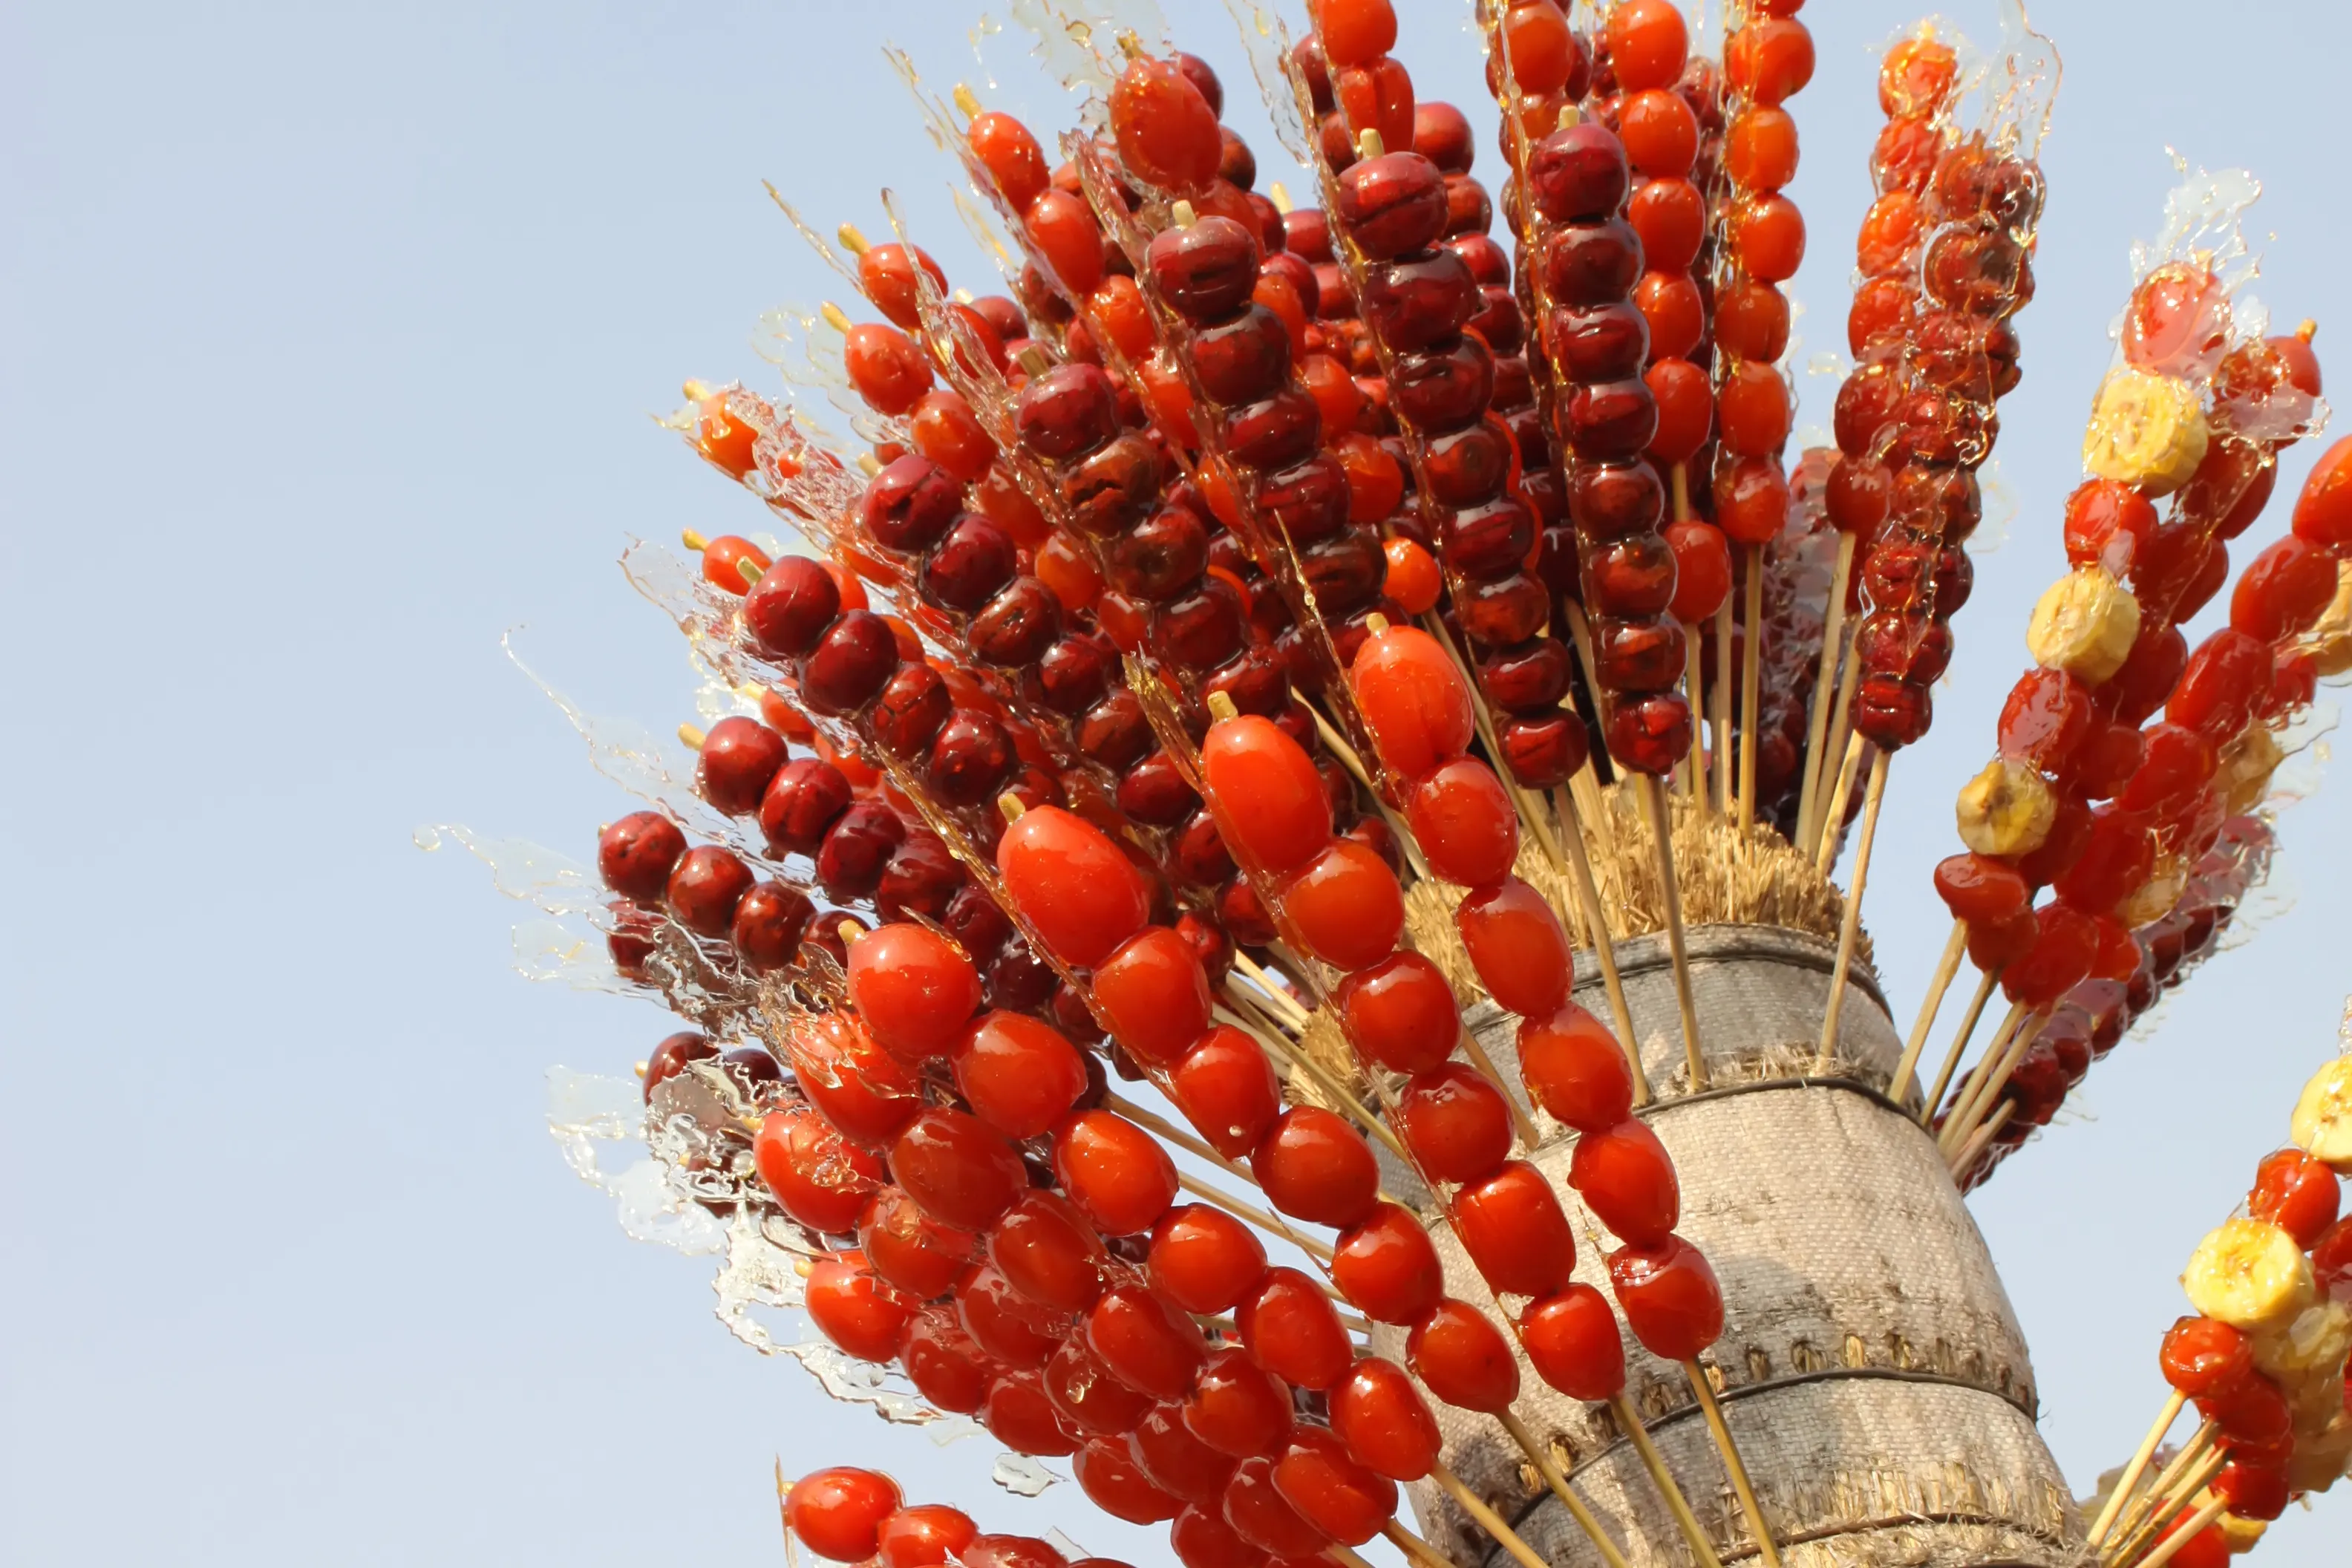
[697,716,789,814]
[1095,926,1215,1067]
[1280,840,1406,970]
[1520,1283,1627,1400]
[1330,1358,1442,1481]
[1238,1267,1356,1391]
[956,1265,1062,1368]
[1253,1107,1382,1228]
[1407,758,1521,887]
[1168,1503,1258,1568]
[997,805,1152,967]
[1607,1235,1724,1360]
[2213,1459,2290,1523]
[849,923,982,1063]
[1271,1427,1399,1547]
[1056,1109,1181,1235]
[1111,56,1223,193]
[1151,1204,1270,1315]
[598,810,687,901]
[900,1307,996,1414]
[1169,1027,1283,1160]
[2292,433,2352,549]
[1223,1455,1332,1558]
[987,1189,1109,1313]
[984,1370,1082,1457]
[1570,1120,1681,1245]
[788,1012,922,1149]
[1076,1438,1186,1523]
[953,1011,1089,1140]
[1336,953,1462,1074]
[1043,1337,1155,1437]
[1518,1002,1635,1131]
[1135,1406,1241,1504]
[1350,624,1477,778]
[963,1535,1072,1568]
[786,1466,904,1561]
[1407,1298,1521,1411]
[1203,715,1335,876]
[1450,1160,1576,1297]
[1089,1282,1210,1401]
[1456,877,1573,1018]
[2249,1148,2342,1248]
[1396,1062,1514,1184]
[756,1107,884,1234]
[891,1107,1029,1232]
[1183,1347,1294,1459]
[807,1258,918,1363]
[1330,1201,1446,1324]
[860,1186,976,1300]
[876,1505,978,1568]
[2198,1372,2291,1445]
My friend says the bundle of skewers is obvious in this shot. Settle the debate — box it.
[442,2,2352,1565]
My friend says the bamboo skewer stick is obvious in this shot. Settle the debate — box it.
[1737,546,1765,833]
[1430,1459,1598,1568]
[1803,624,1862,858]
[1638,776,1708,1092]
[1552,784,1651,1105]
[1937,999,2032,1155]
[1498,1410,1642,1568]
[1685,1362,1783,1568]
[1603,1397,1727,1568]
[1941,1004,2050,1157]
[2107,1434,2224,1568]
[1376,1522,1460,1568]
[1919,967,1999,1127]
[2086,1391,2188,1549]
[1231,952,1312,1028]
[1947,1100,2015,1178]
[1812,750,1890,1071]
[1711,600,1734,817]
[2128,1495,2230,1568]
[1682,627,1710,812]
[1793,533,1856,849]
[1810,729,1866,876]
[1891,920,1969,1105]
[1213,1004,1409,1163]
[1104,1091,1255,1180]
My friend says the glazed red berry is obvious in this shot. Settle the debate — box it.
[1110,56,1224,193]
[1183,1347,1295,1459]
[1095,926,1216,1067]
[1330,1358,1442,1481]
[785,1012,921,1147]
[1088,1282,1209,1401]
[2292,434,2352,549]
[891,1107,1029,1232]
[755,1108,885,1235]
[997,806,1152,967]
[2249,1149,2342,1248]
[1150,1204,1271,1315]
[1169,1027,1283,1160]
[1407,759,1520,887]
[1456,876,1573,1018]
[987,1189,1110,1313]
[2231,535,2339,642]
[1134,1405,1242,1506]
[848,924,982,1062]
[1238,1267,1356,1391]
[807,1259,918,1362]
[953,1011,1090,1140]
[958,1264,1064,1368]
[901,1308,995,1414]
[1336,953,1463,1074]
[1330,1201,1446,1324]
[1045,1339,1155,1437]
[1520,1283,1627,1401]
[697,716,790,815]
[1280,840,1406,970]
[1054,1109,1181,1235]
[1168,1503,1255,1568]
[1570,1120,1680,1246]
[876,1506,979,1568]
[643,1030,718,1100]
[860,1185,976,1300]
[1223,1454,1333,1558]
[1607,1235,1724,1360]
[1350,624,1477,778]
[598,810,686,901]
[1450,1160,1576,1298]
[2160,1314,2252,1399]
[1253,1107,1382,1228]
[1518,1003,1634,1131]
[1203,715,1335,875]
[1076,1440,1184,1524]
[1396,1063,1514,1183]
[786,1467,904,1561]
[984,1370,1082,1456]
[1406,1298,1520,1411]
[1271,1427,1399,1547]
[699,534,772,594]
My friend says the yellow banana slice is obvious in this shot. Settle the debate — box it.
[2083,368,2211,495]
[1955,759,2056,858]
[2027,567,2143,683]
[2290,1058,2352,1170]
[2182,1218,2316,1333]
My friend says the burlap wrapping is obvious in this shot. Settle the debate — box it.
[1367,925,2081,1568]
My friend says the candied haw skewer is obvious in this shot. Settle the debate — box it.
[1301,1,1592,800]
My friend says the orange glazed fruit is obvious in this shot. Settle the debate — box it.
[1253,1106,1382,1228]
[1455,875,1572,1017]
[1450,1159,1577,1296]
[1330,1357,1442,1480]
[997,805,1150,967]
[1350,623,1477,777]
[1054,1108,1180,1235]
[786,1466,905,1561]
[1110,56,1224,193]
[1604,0,1688,92]
[848,923,981,1062]
[1279,839,1406,970]
[1518,1002,1635,1131]
[1094,925,1214,1066]
[1520,1282,1627,1400]
[1316,0,1399,68]
[1406,1297,1521,1411]
[1203,714,1334,875]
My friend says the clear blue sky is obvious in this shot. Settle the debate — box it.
[4,1,2347,1563]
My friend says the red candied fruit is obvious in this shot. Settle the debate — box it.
[1406,758,1520,887]
[1406,1298,1521,1411]
[667,843,754,935]
[953,1011,1088,1140]
[2123,263,2227,375]
[697,716,788,815]
[2159,1315,2253,1399]
[1450,1160,1577,1297]
[988,1189,1108,1313]
[1607,1235,1724,1359]
[2293,433,2352,549]
[786,1467,904,1561]
[901,1309,993,1415]
[1184,1347,1294,1459]
[1203,715,1332,875]
[1254,1107,1382,1229]
[1604,0,1689,92]
[997,805,1151,967]
[1726,16,1814,106]
[1456,876,1574,1018]
[1169,1027,1281,1160]
[2249,1148,2342,1248]
[1336,953,1463,1074]
[1570,1120,1681,1245]
[1330,1201,1446,1324]
[806,1258,916,1362]
[849,924,982,1062]
[599,810,687,901]
[2231,535,2339,642]
[1075,1440,1182,1524]
[1238,1267,1356,1391]
[1281,839,1406,970]
[1330,1359,1442,1481]
[1149,1203,1269,1315]
[1999,902,2100,1007]
[1383,536,1443,613]
[845,321,935,416]
[1088,1282,1209,1401]
[876,1506,979,1568]
[1518,1003,1634,1131]
[699,534,773,594]
[1271,1428,1399,1547]
[787,1012,921,1147]
[1350,623,1477,777]
[1647,359,1716,467]
[1095,926,1214,1067]
[1111,56,1224,194]
[1223,1455,1330,1558]
[1054,1109,1180,1235]
[970,111,1051,212]
[892,1107,1028,1232]
[1318,0,1399,68]
[1996,667,2091,774]
[756,1107,884,1235]
[1933,852,2031,924]
[1520,1282,1627,1401]
[984,1371,1081,1457]
[1396,1062,1513,1184]
[1665,519,1732,623]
